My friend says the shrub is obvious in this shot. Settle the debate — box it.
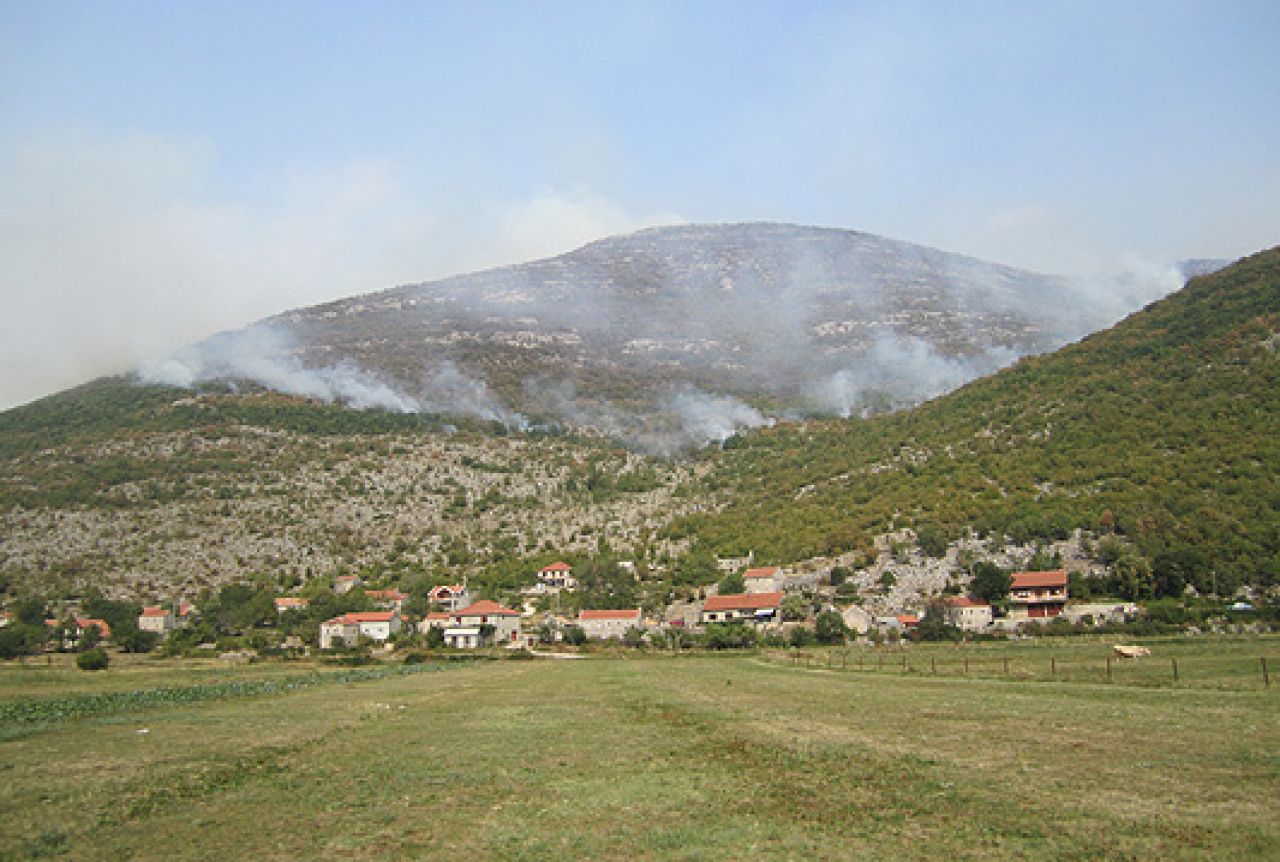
[76,648,109,671]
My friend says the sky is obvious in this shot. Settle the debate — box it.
[1,0,1278,410]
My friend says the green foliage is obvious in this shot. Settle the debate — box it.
[717,570,746,596]
[118,629,161,654]
[781,594,810,621]
[76,648,109,671]
[814,610,847,644]
[675,250,1280,589]
[0,623,48,659]
[562,625,587,646]
[704,622,758,650]
[915,601,960,642]
[969,562,1011,605]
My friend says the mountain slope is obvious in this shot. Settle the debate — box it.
[140,223,1164,451]
[676,246,1280,592]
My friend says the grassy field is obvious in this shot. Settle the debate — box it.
[1,645,1277,861]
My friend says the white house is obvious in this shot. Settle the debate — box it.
[319,611,401,649]
[137,607,176,636]
[428,584,471,612]
[445,600,521,648]
[538,562,578,591]
[578,609,643,640]
[273,597,310,614]
[444,627,484,649]
[334,575,362,595]
[700,592,783,627]
[943,596,993,632]
[743,566,784,593]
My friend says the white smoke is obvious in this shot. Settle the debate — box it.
[137,326,421,413]
[665,387,773,444]
[813,335,1021,417]
[138,326,534,427]
[419,362,529,429]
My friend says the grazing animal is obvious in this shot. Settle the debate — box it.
[1113,645,1151,658]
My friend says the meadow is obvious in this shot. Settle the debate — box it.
[1,639,1277,861]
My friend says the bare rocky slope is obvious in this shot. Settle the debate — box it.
[142,223,1171,451]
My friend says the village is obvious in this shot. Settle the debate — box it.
[1,553,1165,660]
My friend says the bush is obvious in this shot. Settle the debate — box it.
[76,648,109,671]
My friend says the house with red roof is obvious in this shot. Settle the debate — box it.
[446,600,521,648]
[743,566,785,593]
[537,562,578,591]
[943,596,993,632]
[1008,570,1069,619]
[577,608,644,640]
[138,606,176,635]
[700,592,783,627]
[428,584,471,612]
[319,610,401,649]
[365,589,407,613]
[333,574,362,595]
[273,597,310,614]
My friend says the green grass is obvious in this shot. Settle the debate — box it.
[0,648,1277,860]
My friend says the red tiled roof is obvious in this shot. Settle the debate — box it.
[540,562,572,573]
[274,597,309,608]
[1010,570,1068,589]
[426,612,451,621]
[896,614,919,626]
[704,591,784,612]
[324,611,396,625]
[453,600,519,617]
[429,584,465,598]
[365,589,406,601]
[946,596,990,608]
[743,566,781,579]
[140,607,171,617]
[77,617,111,637]
[579,609,642,621]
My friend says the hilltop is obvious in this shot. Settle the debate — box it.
[674,246,1280,594]
[137,223,1172,451]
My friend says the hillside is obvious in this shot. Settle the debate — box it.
[0,380,702,600]
[137,223,1166,451]
[674,246,1280,594]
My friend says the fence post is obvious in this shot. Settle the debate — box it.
[902,655,908,674]
[1172,657,1179,684]
[878,655,883,672]
[1106,656,1112,683]
[931,657,936,675]
[964,657,969,675]
[842,654,847,671]
[1003,657,1009,676]
[1051,657,1056,679]
[1263,657,1270,689]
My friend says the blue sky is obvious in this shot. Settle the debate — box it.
[1,0,1278,408]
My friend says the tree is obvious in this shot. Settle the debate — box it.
[969,562,1012,605]
[674,546,719,586]
[562,625,587,646]
[788,626,814,648]
[0,624,47,659]
[76,648,109,671]
[622,626,646,648]
[118,629,160,654]
[717,570,745,596]
[814,610,847,644]
[916,600,960,642]
[781,594,809,621]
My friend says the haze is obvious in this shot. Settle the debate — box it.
[1,0,1278,410]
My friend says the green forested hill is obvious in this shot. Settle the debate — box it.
[678,247,1280,593]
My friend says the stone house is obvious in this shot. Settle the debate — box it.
[743,566,784,593]
[273,597,310,614]
[428,584,471,612]
[319,611,401,649]
[138,606,176,635]
[446,600,521,648]
[701,592,783,627]
[577,609,643,640]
